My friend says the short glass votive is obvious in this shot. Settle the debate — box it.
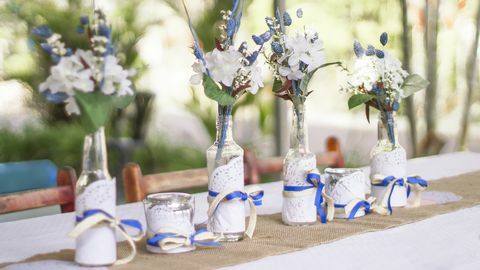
[324,168,367,219]
[143,192,195,254]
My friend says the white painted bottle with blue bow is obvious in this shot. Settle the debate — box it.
[206,111,245,241]
[370,112,407,207]
[74,127,117,266]
[282,103,318,225]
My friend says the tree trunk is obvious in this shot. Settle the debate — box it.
[273,0,288,155]
[459,0,480,150]
[399,0,417,157]
[421,0,443,155]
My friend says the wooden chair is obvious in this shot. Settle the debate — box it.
[0,167,77,214]
[122,137,344,203]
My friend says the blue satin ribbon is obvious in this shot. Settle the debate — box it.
[372,176,406,214]
[284,172,327,223]
[76,209,143,233]
[406,176,428,197]
[208,190,264,206]
[147,228,222,248]
[334,200,371,220]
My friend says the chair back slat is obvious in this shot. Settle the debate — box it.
[144,168,208,194]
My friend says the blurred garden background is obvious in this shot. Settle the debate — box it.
[1,0,479,190]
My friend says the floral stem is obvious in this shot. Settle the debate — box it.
[216,104,233,162]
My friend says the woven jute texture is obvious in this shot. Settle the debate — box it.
[5,171,480,270]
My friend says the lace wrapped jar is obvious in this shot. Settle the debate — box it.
[206,110,245,241]
[74,127,117,266]
[369,112,407,207]
[282,103,317,225]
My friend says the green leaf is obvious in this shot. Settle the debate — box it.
[402,74,429,97]
[299,69,318,95]
[272,79,283,93]
[202,75,236,106]
[348,94,375,110]
[74,92,115,134]
[112,94,135,109]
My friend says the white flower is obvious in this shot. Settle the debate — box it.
[101,55,134,96]
[65,97,80,115]
[277,30,325,81]
[190,61,206,85]
[39,53,94,96]
[204,47,243,87]
[245,62,263,94]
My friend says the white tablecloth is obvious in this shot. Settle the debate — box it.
[1,151,479,270]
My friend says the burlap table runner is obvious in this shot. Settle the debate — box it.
[4,171,480,269]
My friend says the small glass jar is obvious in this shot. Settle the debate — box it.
[282,103,317,225]
[143,192,196,253]
[370,112,407,207]
[324,168,367,219]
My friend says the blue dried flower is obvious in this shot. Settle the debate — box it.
[80,16,89,25]
[40,43,53,54]
[65,48,73,56]
[226,18,236,38]
[283,12,292,26]
[375,49,385,59]
[98,24,111,37]
[43,90,68,104]
[252,35,264,45]
[296,8,303,18]
[365,44,375,56]
[371,84,381,95]
[271,41,283,54]
[380,32,388,46]
[265,17,275,31]
[260,31,272,42]
[353,40,364,58]
[76,25,85,34]
[51,54,60,64]
[193,47,204,60]
[392,100,400,111]
[247,51,259,65]
[32,25,53,38]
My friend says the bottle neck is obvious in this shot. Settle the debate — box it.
[378,111,398,146]
[290,103,309,152]
[81,127,109,173]
[215,113,234,144]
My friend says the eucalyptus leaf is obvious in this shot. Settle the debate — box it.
[202,75,236,106]
[272,79,283,93]
[348,94,375,110]
[402,74,429,97]
[112,94,135,109]
[74,91,114,134]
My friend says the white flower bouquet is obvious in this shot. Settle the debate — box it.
[33,9,134,133]
[342,32,429,144]
[260,8,343,106]
[185,0,266,159]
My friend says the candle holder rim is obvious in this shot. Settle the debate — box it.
[143,192,193,204]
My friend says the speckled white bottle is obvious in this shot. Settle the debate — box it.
[74,127,117,266]
[370,112,407,207]
[282,103,318,225]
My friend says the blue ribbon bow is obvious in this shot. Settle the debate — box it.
[147,228,221,248]
[406,176,428,197]
[284,172,327,223]
[76,209,143,233]
[372,176,406,214]
[334,200,371,220]
[208,190,264,206]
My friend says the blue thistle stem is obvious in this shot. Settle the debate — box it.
[386,111,396,145]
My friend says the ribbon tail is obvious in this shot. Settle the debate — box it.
[68,215,109,238]
[322,192,335,221]
[245,199,257,239]
[113,227,137,265]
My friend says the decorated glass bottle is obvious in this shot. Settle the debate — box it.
[282,103,317,225]
[75,127,117,266]
[206,110,245,241]
[369,111,407,207]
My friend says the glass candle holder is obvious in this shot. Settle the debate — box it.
[324,168,367,219]
[143,192,195,253]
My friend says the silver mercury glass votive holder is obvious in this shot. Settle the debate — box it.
[143,192,196,253]
[324,168,367,219]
